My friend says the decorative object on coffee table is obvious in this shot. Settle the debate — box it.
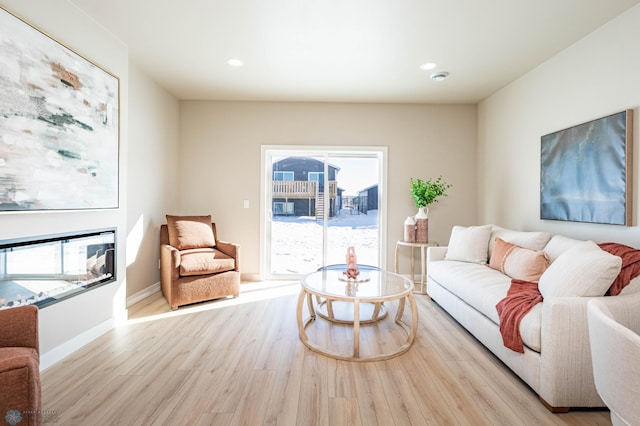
[410,176,452,243]
[344,246,360,279]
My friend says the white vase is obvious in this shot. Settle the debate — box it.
[415,207,429,243]
[415,207,429,220]
[404,216,416,242]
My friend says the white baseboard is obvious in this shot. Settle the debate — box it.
[40,318,114,372]
[241,273,262,282]
[126,282,160,307]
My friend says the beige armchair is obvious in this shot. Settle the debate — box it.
[160,215,240,310]
[587,292,640,426]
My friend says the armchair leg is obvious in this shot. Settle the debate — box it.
[171,306,178,311]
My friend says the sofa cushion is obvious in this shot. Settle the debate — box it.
[445,225,492,264]
[543,234,584,262]
[538,241,622,299]
[429,260,542,351]
[179,248,234,276]
[166,215,216,250]
[488,226,552,258]
[519,303,542,352]
[489,238,550,282]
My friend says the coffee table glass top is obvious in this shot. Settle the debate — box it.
[301,269,412,299]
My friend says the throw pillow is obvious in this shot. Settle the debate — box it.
[538,241,622,299]
[445,225,492,264]
[166,215,216,250]
[489,238,550,282]
[489,236,513,271]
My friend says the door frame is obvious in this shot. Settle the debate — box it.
[260,145,388,280]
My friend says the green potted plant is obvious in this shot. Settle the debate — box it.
[410,176,452,211]
[410,176,452,243]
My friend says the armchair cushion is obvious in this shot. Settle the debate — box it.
[166,215,215,250]
[179,248,235,276]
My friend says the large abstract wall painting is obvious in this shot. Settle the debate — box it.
[0,6,119,211]
[541,110,633,225]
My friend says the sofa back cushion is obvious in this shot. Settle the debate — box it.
[538,240,621,298]
[166,215,216,250]
[488,226,552,258]
[445,225,492,264]
[543,234,584,262]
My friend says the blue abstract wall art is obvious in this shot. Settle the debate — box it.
[541,110,633,225]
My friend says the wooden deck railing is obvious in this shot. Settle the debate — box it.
[272,181,337,198]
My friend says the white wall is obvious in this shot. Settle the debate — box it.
[478,5,640,246]
[179,101,477,275]
[0,1,128,360]
[126,62,180,300]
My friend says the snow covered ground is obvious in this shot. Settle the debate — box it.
[270,209,379,274]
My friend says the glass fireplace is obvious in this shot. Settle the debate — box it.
[0,228,116,309]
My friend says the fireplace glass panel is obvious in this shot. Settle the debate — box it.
[0,228,116,309]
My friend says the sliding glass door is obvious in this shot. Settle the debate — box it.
[262,146,386,279]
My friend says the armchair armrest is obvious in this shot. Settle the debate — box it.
[589,290,640,334]
[216,241,240,272]
[0,348,40,374]
[0,306,39,351]
[160,244,181,281]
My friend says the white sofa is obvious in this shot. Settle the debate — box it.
[427,224,640,411]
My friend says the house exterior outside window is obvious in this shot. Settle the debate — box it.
[271,157,338,217]
[273,171,294,181]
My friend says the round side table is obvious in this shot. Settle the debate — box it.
[394,240,439,294]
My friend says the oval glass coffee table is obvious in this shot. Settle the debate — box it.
[296,269,418,362]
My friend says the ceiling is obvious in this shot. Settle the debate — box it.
[69,0,640,103]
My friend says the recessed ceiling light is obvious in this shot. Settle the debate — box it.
[419,62,437,71]
[430,71,449,81]
[227,58,244,67]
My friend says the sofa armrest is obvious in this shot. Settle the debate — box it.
[0,306,39,352]
[216,241,240,272]
[427,246,448,262]
[539,296,604,407]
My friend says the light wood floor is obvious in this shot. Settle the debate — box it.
[41,281,611,425]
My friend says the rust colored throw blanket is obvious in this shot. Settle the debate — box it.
[598,242,640,296]
[496,279,542,353]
